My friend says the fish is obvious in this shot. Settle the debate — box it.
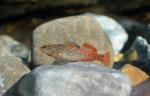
[40,42,110,65]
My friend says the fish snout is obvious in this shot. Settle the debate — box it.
[39,45,47,52]
[40,45,47,49]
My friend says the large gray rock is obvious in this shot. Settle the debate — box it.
[83,13,128,54]
[0,35,31,63]
[0,56,30,95]
[33,16,113,67]
[18,62,131,96]
[0,92,3,96]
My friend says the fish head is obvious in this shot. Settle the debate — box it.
[40,44,59,56]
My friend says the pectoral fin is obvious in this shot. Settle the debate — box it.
[64,42,80,49]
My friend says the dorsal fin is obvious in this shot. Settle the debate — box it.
[64,42,80,49]
[81,43,97,53]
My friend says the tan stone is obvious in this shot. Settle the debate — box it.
[0,56,30,93]
[121,64,149,86]
[33,16,114,67]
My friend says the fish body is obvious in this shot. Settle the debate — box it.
[40,42,110,65]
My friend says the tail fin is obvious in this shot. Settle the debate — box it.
[97,52,110,66]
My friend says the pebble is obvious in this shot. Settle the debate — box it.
[121,64,149,86]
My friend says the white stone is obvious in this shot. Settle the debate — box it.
[83,13,128,54]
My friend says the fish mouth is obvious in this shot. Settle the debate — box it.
[39,45,50,56]
[39,46,45,52]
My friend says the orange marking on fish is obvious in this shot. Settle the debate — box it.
[81,43,98,53]
[79,49,110,65]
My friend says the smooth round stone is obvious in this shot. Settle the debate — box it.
[18,62,131,96]
[33,16,114,67]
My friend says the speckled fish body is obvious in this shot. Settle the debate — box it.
[40,42,110,65]
[40,43,84,61]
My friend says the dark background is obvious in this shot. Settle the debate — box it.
[0,0,150,52]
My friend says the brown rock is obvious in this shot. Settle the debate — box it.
[0,56,30,94]
[130,79,150,96]
[33,16,113,67]
[121,64,149,86]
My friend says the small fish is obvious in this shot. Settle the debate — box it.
[40,42,110,65]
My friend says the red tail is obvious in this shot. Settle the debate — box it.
[96,52,110,65]
[80,50,110,65]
